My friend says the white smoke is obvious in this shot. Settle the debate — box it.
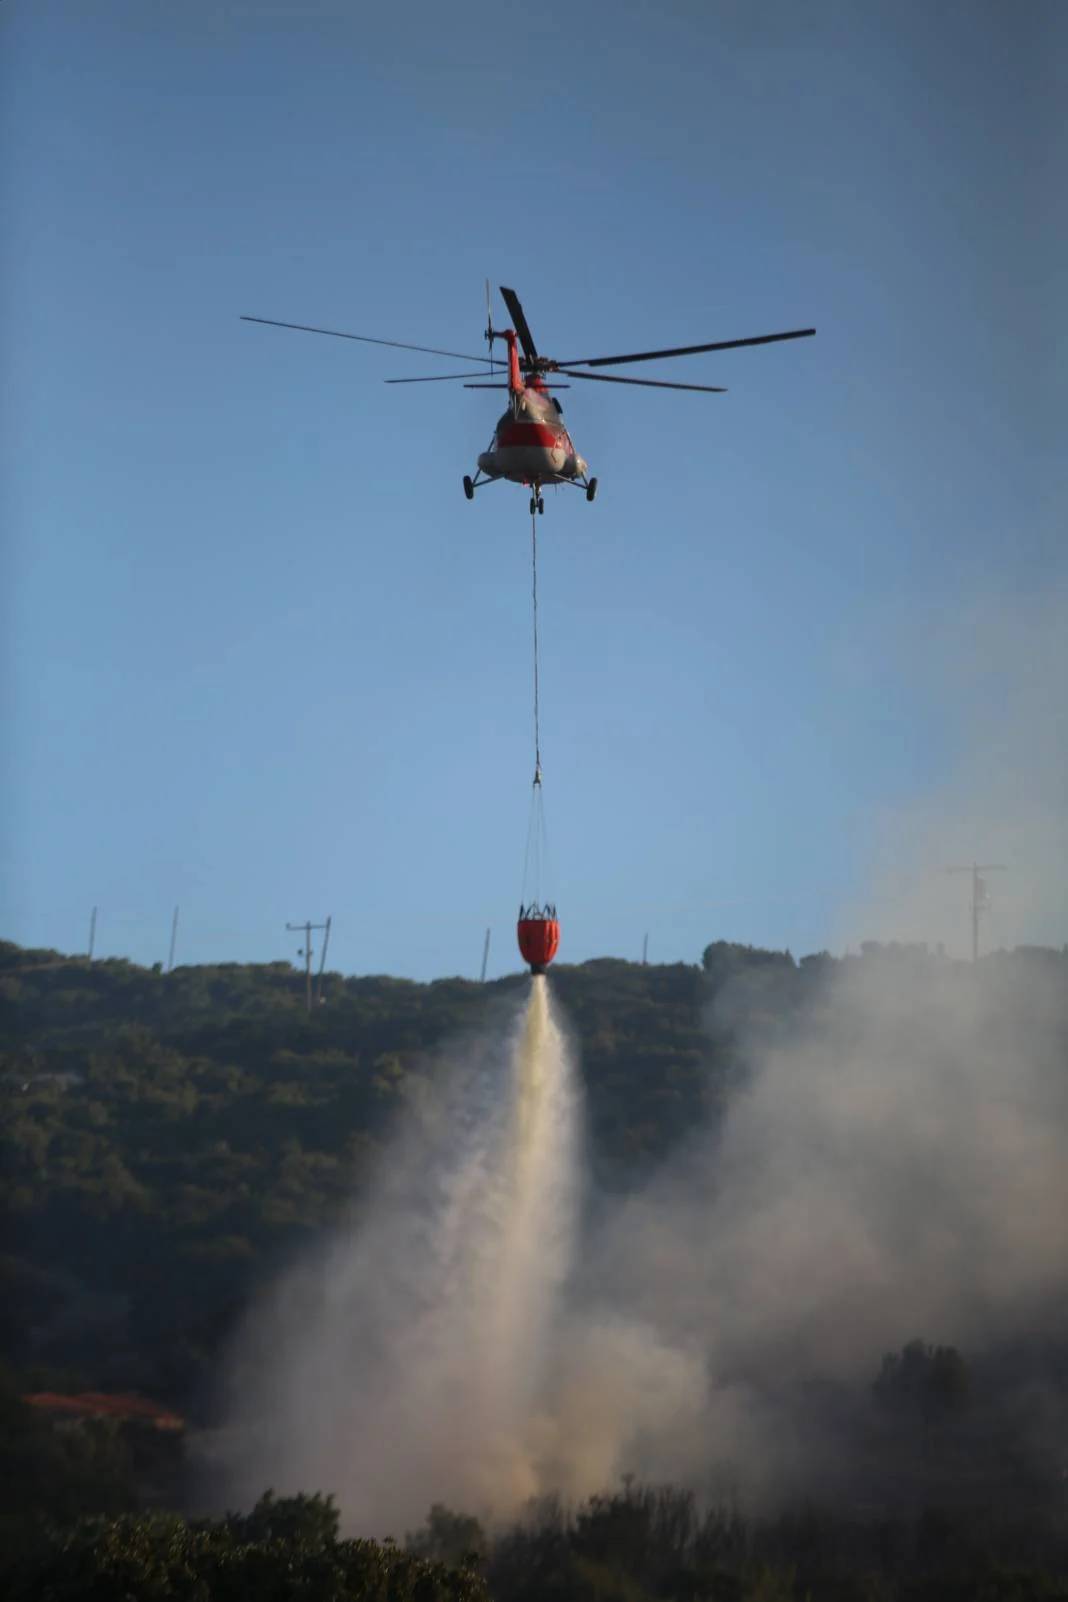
[556,947,1068,1506]
[218,942,1067,1526]
[218,583,1067,1526]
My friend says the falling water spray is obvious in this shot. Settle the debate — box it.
[480,978,574,1427]
[217,976,582,1534]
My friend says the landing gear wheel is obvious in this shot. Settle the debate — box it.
[529,496,537,515]
[537,497,545,515]
[585,477,598,504]
[463,476,474,501]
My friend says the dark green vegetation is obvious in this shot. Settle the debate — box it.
[3,1490,489,1602]
[1,940,731,1402]
[415,1481,1068,1602]
[3,938,1067,1600]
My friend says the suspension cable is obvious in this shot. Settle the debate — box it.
[531,509,542,783]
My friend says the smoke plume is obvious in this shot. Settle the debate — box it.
[556,948,1068,1506]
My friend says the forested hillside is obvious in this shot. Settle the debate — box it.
[3,938,1065,1411]
[1,938,740,1403]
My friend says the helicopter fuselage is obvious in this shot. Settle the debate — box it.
[478,385,587,487]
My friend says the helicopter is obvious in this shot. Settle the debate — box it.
[241,286,815,514]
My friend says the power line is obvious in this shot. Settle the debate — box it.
[947,863,1007,962]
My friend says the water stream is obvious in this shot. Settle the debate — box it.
[220,977,582,1533]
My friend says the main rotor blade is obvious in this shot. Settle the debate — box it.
[499,287,539,362]
[384,371,501,383]
[240,315,495,365]
[555,328,816,369]
[559,369,726,393]
[463,383,571,389]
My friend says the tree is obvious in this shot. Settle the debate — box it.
[407,1502,486,1567]
[873,1339,971,1451]
[225,1487,340,1550]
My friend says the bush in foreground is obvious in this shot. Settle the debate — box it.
[2,1490,490,1602]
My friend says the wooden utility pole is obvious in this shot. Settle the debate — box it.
[315,915,332,1006]
[947,863,1007,961]
[287,919,330,1013]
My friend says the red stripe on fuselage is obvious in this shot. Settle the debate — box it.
[497,422,560,449]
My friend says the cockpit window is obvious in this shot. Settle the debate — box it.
[551,396,563,415]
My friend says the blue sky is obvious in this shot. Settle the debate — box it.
[3,0,1065,977]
